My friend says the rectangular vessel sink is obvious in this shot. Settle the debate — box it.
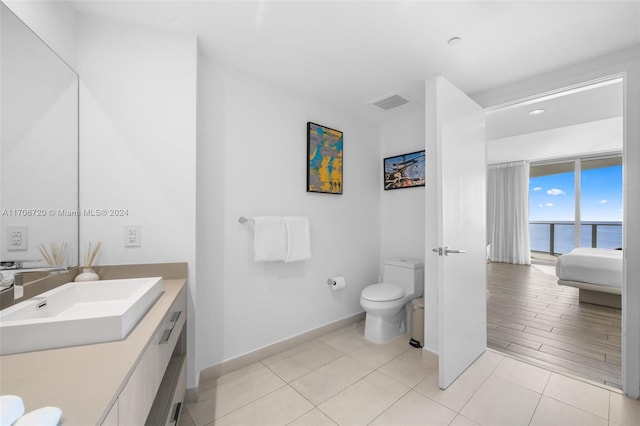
[0,277,163,355]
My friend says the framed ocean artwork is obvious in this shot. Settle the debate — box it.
[384,150,426,190]
[307,122,343,194]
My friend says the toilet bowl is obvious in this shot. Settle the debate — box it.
[360,259,424,344]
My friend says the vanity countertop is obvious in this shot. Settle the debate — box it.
[0,278,186,425]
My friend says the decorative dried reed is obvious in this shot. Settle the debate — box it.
[83,241,102,269]
[38,242,69,266]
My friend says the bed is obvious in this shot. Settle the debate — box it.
[556,247,622,308]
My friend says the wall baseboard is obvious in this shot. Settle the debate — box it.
[197,311,365,396]
[184,387,198,404]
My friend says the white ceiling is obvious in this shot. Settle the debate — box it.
[485,78,624,141]
[70,0,639,129]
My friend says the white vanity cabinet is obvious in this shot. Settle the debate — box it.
[0,268,189,426]
[102,285,187,426]
[101,400,118,426]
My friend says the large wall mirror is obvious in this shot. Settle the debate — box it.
[0,2,79,269]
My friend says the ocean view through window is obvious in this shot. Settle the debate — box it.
[530,157,622,255]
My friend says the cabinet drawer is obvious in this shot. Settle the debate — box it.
[118,285,187,425]
[101,399,118,426]
[118,337,159,425]
[156,287,187,379]
[166,358,187,426]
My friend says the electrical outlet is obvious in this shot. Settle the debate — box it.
[124,225,141,247]
[7,226,28,250]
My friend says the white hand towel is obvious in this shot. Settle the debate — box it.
[253,216,287,262]
[284,216,311,263]
[13,406,62,426]
[0,395,24,426]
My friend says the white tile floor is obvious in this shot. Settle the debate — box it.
[180,321,640,426]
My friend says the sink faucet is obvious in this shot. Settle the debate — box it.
[11,266,69,287]
[1,261,69,286]
[0,260,41,270]
[0,260,67,273]
[18,266,68,273]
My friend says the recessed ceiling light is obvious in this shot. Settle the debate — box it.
[447,37,462,46]
[529,109,545,116]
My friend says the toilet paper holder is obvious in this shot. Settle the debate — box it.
[327,276,346,290]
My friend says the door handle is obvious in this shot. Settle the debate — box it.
[432,247,466,256]
[444,247,466,255]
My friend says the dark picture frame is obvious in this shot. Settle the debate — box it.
[307,122,343,194]
[384,150,426,190]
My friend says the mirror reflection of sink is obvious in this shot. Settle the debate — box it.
[0,277,163,355]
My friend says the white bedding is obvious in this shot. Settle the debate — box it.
[556,247,622,290]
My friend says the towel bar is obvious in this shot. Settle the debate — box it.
[238,216,254,224]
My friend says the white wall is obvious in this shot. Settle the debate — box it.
[487,117,623,165]
[196,56,381,371]
[2,0,77,70]
[77,14,198,386]
[380,112,425,268]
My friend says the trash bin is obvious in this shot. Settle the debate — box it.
[409,297,425,348]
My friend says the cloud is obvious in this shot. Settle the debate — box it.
[547,188,565,196]
[537,204,544,208]
[532,187,542,191]
[599,199,608,204]
[545,202,554,207]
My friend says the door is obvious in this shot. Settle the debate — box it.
[424,76,487,389]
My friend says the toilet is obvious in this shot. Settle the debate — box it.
[360,259,424,343]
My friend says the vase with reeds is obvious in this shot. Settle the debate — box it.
[39,242,69,274]
[75,242,102,282]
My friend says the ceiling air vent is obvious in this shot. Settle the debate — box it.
[372,94,409,110]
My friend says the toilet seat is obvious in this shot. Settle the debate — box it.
[361,283,405,302]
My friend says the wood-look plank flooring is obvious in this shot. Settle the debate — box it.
[487,262,622,389]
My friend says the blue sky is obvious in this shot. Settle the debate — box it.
[530,165,622,222]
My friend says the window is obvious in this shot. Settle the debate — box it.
[529,156,622,255]
[580,157,623,249]
[530,161,575,254]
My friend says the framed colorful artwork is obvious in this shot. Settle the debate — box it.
[307,122,343,194]
[384,150,426,190]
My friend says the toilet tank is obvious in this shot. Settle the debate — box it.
[382,259,424,297]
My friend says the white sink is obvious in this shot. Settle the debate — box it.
[0,277,163,355]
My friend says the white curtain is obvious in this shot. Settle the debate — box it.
[487,161,531,265]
